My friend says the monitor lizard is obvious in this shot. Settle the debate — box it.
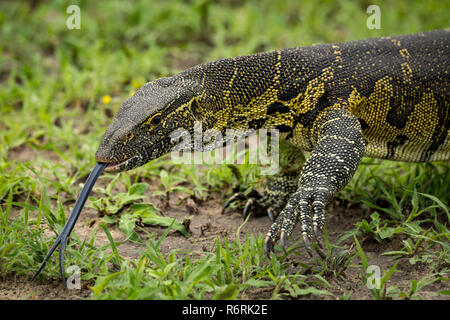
[95,29,450,255]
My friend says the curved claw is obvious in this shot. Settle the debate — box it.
[264,236,274,258]
[221,192,246,214]
[280,231,290,254]
[313,225,323,249]
[243,198,254,220]
[31,162,106,286]
[267,208,275,222]
[303,234,313,257]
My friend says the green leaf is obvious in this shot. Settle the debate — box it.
[100,224,120,258]
[381,250,410,257]
[101,215,118,225]
[418,192,449,220]
[293,286,333,297]
[152,190,166,197]
[160,170,169,187]
[171,186,194,195]
[91,272,123,295]
[409,279,418,296]
[243,278,272,288]
[106,204,122,215]
[119,213,142,243]
[378,229,394,240]
[380,262,398,287]
[129,183,149,196]
[378,227,400,240]
[129,203,161,213]
[354,235,369,269]
[213,284,239,300]
[402,239,414,252]
[186,261,217,283]
[137,209,190,237]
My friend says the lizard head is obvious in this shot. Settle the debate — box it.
[95,77,200,172]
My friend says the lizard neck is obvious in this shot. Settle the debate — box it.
[179,47,333,147]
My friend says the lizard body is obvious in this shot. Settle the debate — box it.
[96,29,449,253]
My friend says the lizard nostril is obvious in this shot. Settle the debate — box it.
[124,132,134,142]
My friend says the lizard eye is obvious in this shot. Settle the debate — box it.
[150,114,162,126]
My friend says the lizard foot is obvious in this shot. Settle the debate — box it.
[222,172,299,222]
[264,188,327,257]
[222,189,276,221]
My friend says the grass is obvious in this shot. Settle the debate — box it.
[0,0,449,299]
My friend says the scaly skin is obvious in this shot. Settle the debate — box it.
[95,29,450,255]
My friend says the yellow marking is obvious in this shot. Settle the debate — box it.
[288,67,333,114]
[332,45,343,63]
[290,122,313,151]
[124,132,134,143]
[399,48,410,59]
[142,112,162,127]
[352,76,441,161]
[391,39,401,47]
[400,62,413,84]
[347,88,366,112]
[228,68,238,88]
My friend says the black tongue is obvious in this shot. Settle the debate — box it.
[31,162,106,287]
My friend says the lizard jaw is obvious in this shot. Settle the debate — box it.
[101,155,140,173]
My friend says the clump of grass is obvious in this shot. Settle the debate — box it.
[90,216,337,299]
[354,236,399,300]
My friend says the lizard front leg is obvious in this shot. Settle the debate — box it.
[264,107,366,255]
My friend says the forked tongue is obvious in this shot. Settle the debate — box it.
[31,163,106,287]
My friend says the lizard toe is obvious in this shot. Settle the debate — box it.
[303,234,313,257]
[222,192,247,214]
[243,198,254,220]
[264,235,275,258]
[267,207,275,222]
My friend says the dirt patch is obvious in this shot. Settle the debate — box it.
[0,276,92,300]
[8,141,61,164]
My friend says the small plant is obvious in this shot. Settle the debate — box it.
[312,226,357,279]
[354,236,399,300]
[153,169,194,202]
[89,180,190,243]
[355,212,403,243]
[88,176,149,215]
[395,275,443,300]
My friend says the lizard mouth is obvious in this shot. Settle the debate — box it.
[102,155,139,172]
